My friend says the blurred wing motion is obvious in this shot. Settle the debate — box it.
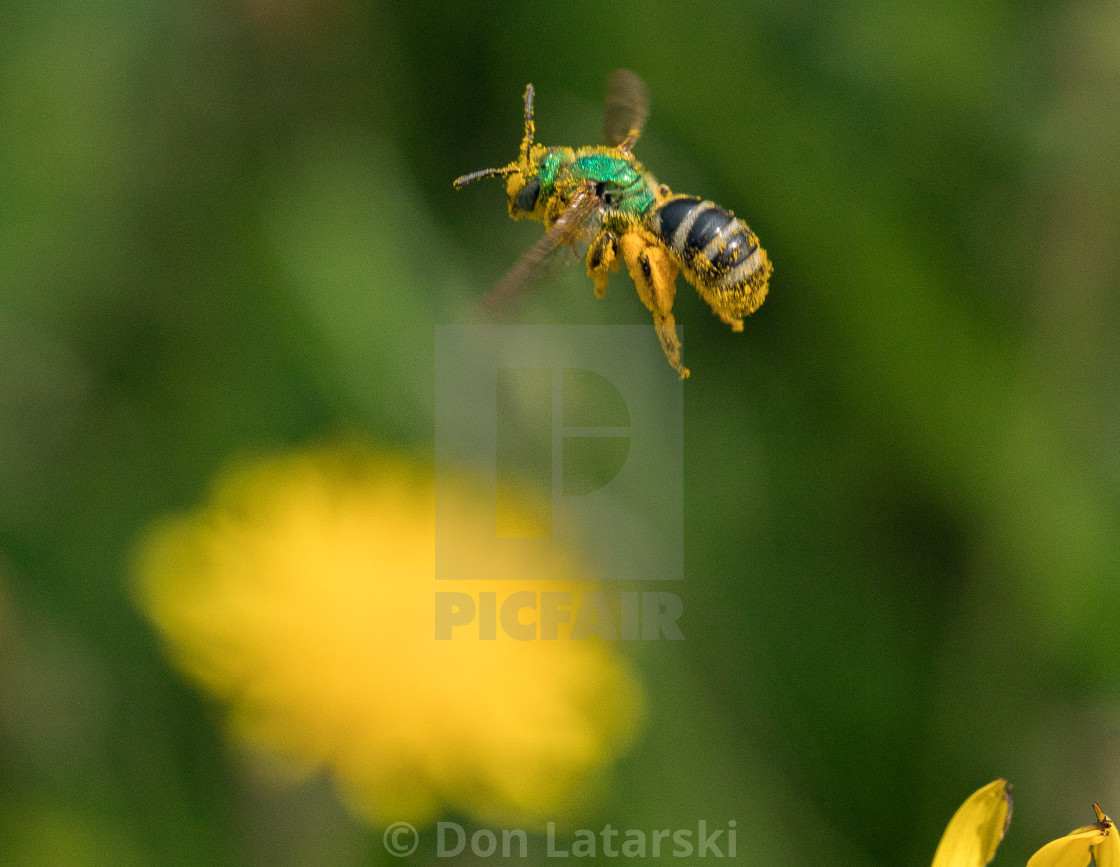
[482,182,604,312]
[603,69,649,150]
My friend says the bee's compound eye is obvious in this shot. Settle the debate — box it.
[515,177,541,212]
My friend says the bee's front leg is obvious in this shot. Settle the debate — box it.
[619,230,689,379]
[586,229,620,298]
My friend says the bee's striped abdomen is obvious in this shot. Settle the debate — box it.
[651,196,771,322]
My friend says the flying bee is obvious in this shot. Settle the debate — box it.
[454,70,772,379]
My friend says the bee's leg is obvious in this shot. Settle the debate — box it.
[586,230,620,298]
[619,231,689,379]
[718,311,745,332]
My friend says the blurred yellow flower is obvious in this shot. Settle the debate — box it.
[1027,803,1120,867]
[132,444,642,827]
[931,779,1012,867]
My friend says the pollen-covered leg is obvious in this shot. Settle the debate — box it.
[586,230,620,298]
[619,231,689,379]
[719,311,745,332]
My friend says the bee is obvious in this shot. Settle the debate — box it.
[454,70,772,379]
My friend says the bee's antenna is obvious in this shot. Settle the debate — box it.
[521,83,535,163]
[454,83,538,190]
[453,166,514,189]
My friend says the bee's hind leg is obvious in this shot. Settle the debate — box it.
[586,229,620,298]
[619,230,689,379]
[718,311,745,332]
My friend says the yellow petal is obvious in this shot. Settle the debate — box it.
[1026,828,1103,867]
[931,779,1013,867]
[1026,805,1120,867]
[1092,805,1120,867]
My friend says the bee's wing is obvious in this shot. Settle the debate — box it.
[481,183,604,312]
[602,69,650,151]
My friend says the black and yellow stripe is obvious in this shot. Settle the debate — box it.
[651,196,771,319]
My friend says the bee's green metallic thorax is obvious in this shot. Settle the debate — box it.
[569,147,658,216]
[511,144,659,225]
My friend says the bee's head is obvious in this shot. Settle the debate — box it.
[503,145,570,221]
[504,164,542,219]
[454,82,560,222]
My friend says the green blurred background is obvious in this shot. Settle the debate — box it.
[2,0,1119,864]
